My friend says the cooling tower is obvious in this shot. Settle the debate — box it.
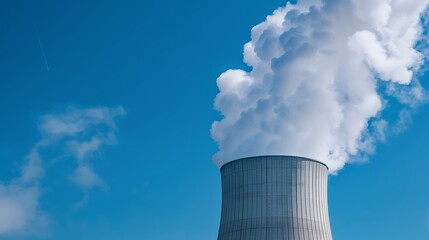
[217,156,332,240]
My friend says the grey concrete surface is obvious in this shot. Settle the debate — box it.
[217,156,332,240]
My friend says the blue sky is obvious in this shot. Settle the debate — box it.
[1,0,429,239]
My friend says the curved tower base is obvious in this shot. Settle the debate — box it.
[217,156,332,240]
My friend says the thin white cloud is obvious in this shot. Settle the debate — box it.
[392,109,413,135]
[0,183,48,235]
[67,138,103,161]
[39,106,125,138]
[0,106,125,236]
[68,165,104,189]
[39,106,125,189]
[21,150,45,183]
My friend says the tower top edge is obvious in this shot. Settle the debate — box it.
[220,155,329,171]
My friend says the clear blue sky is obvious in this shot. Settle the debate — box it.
[1,0,429,239]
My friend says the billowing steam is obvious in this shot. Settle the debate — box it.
[211,0,429,172]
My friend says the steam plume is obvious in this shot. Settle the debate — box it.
[211,0,429,172]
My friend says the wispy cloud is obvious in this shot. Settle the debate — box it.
[39,106,125,189]
[68,165,104,189]
[0,106,125,236]
[0,181,48,236]
[0,149,47,236]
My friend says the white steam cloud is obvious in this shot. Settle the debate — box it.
[211,0,429,172]
[0,106,125,235]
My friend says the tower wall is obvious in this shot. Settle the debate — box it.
[217,156,332,240]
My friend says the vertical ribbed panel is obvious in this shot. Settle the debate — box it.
[217,156,332,240]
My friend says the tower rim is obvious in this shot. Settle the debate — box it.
[220,155,329,171]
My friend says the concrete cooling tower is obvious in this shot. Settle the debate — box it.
[217,155,332,240]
